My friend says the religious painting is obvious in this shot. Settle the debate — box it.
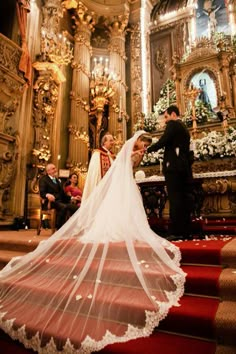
[196,0,230,38]
[150,30,173,107]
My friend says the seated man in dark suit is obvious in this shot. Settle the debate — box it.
[39,163,78,229]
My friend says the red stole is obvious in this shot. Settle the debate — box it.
[98,148,115,178]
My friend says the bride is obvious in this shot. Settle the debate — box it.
[0,130,186,354]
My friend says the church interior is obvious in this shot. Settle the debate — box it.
[0,0,236,229]
[0,0,236,353]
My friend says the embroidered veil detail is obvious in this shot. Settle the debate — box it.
[0,131,186,353]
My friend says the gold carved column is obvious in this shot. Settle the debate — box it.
[129,23,143,131]
[218,51,233,110]
[129,0,152,132]
[67,2,94,167]
[108,15,128,149]
[230,64,236,116]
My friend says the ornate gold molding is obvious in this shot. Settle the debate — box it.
[72,2,96,33]
[31,65,60,173]
[71,60,91,77]
[192,158,236,174]
[32,61,66,84]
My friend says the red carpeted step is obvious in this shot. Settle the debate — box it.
[203,218,236,225]
[159,295,220,339]
[203,225,236,233]
[98,332,216,354]
[182,264,222,297]
[176,239,232,265]
[0,329,217,354]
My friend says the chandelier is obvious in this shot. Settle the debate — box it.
[41,31,73,66]
[90,57,118,146]
[90,58,117,108]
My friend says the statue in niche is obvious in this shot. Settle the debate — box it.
[198,79,212,111]
[154,46,167,79]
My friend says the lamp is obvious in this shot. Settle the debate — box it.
[41,31,73,66]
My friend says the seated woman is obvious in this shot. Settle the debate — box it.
[64,173,82,207]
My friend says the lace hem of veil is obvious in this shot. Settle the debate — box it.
[0,273,185,354]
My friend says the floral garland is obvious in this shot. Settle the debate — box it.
[141,126,236,166]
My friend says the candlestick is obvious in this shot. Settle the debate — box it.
[159,159,163,174]
[218,72,223,96]
[167,84,170,106]
[119,96,122,119]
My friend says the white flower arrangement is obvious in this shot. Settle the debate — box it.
[141,126,236,166]
[141,137,164,166]
[193,126,236,161]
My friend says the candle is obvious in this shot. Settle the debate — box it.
[159,160,163,174]
[167,84,170,106]
[119,96,122,118]
[218,72,223,95]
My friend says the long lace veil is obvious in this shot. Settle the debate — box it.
[0,130,186,354]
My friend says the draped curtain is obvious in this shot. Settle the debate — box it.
[16,0,32,85]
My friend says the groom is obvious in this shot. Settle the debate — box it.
[147,105,194,240]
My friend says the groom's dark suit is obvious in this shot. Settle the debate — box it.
[148,119,193,239]
[39,175,78,229]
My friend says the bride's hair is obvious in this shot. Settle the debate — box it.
[137,133,152,144]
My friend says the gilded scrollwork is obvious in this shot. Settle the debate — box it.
[72,2,96,33]
[0,135,18,219]
[32,70,59,175]
[70,91,90,112]
[71,60,91,77]
[108,42,127,61]
[0,34,23,77]
[73,33,93,54]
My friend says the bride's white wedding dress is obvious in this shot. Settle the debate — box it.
[0,131,186,353]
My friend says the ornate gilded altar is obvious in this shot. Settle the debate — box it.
[136,155,236,221]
